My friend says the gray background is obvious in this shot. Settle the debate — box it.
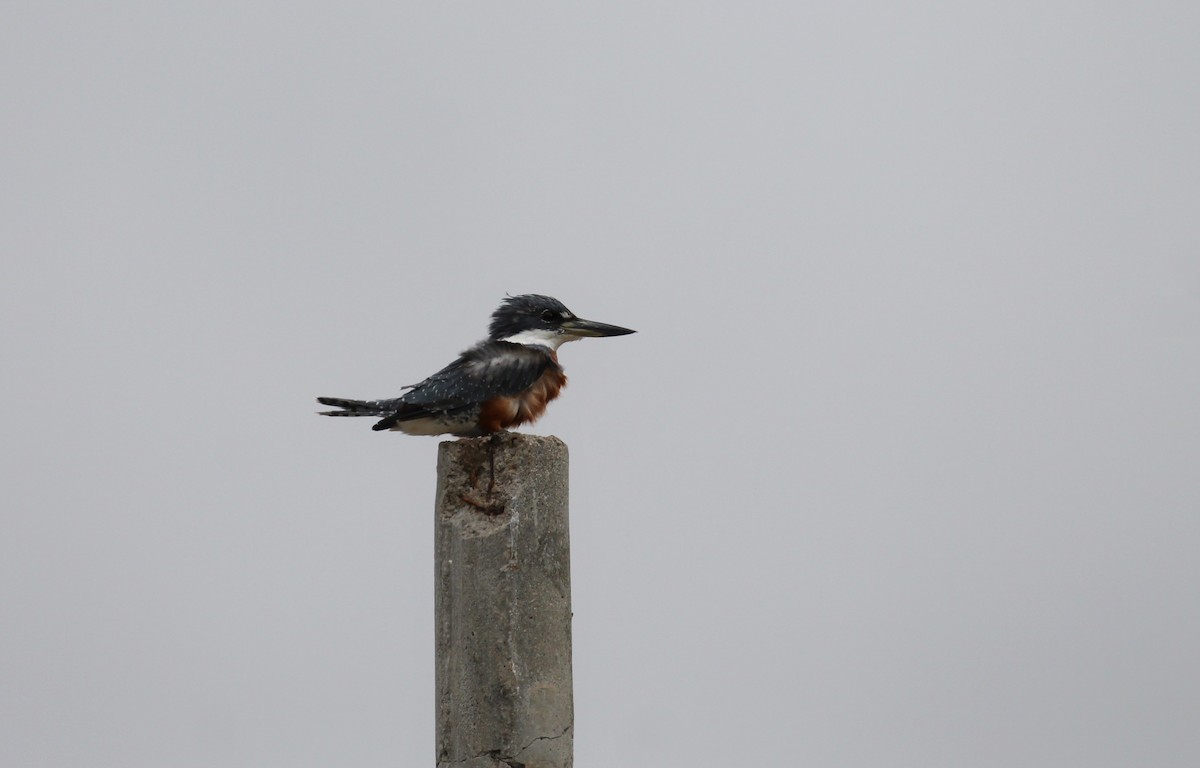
[3,3,1198,766]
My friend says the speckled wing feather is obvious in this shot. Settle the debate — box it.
[370,342,555,431]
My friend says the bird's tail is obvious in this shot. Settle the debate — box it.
[316,396,397,417]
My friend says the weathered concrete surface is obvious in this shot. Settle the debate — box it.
[435,433,573,768]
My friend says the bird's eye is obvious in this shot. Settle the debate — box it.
[541,309,558,322]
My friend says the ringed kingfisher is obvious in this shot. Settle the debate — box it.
[317,294,635,436]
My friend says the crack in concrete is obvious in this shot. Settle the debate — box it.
[510,723,572,762]
[438,725,572,768]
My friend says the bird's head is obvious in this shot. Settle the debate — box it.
[488,294,636,350]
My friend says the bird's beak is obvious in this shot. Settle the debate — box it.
[560,317,637,338]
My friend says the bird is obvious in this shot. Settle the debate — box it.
[317,294,635,436]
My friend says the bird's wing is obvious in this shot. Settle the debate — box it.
[398,341,555,412]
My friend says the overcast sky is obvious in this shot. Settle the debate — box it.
[3,3,1199,766]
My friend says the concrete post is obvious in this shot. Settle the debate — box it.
[435,433,573,768]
